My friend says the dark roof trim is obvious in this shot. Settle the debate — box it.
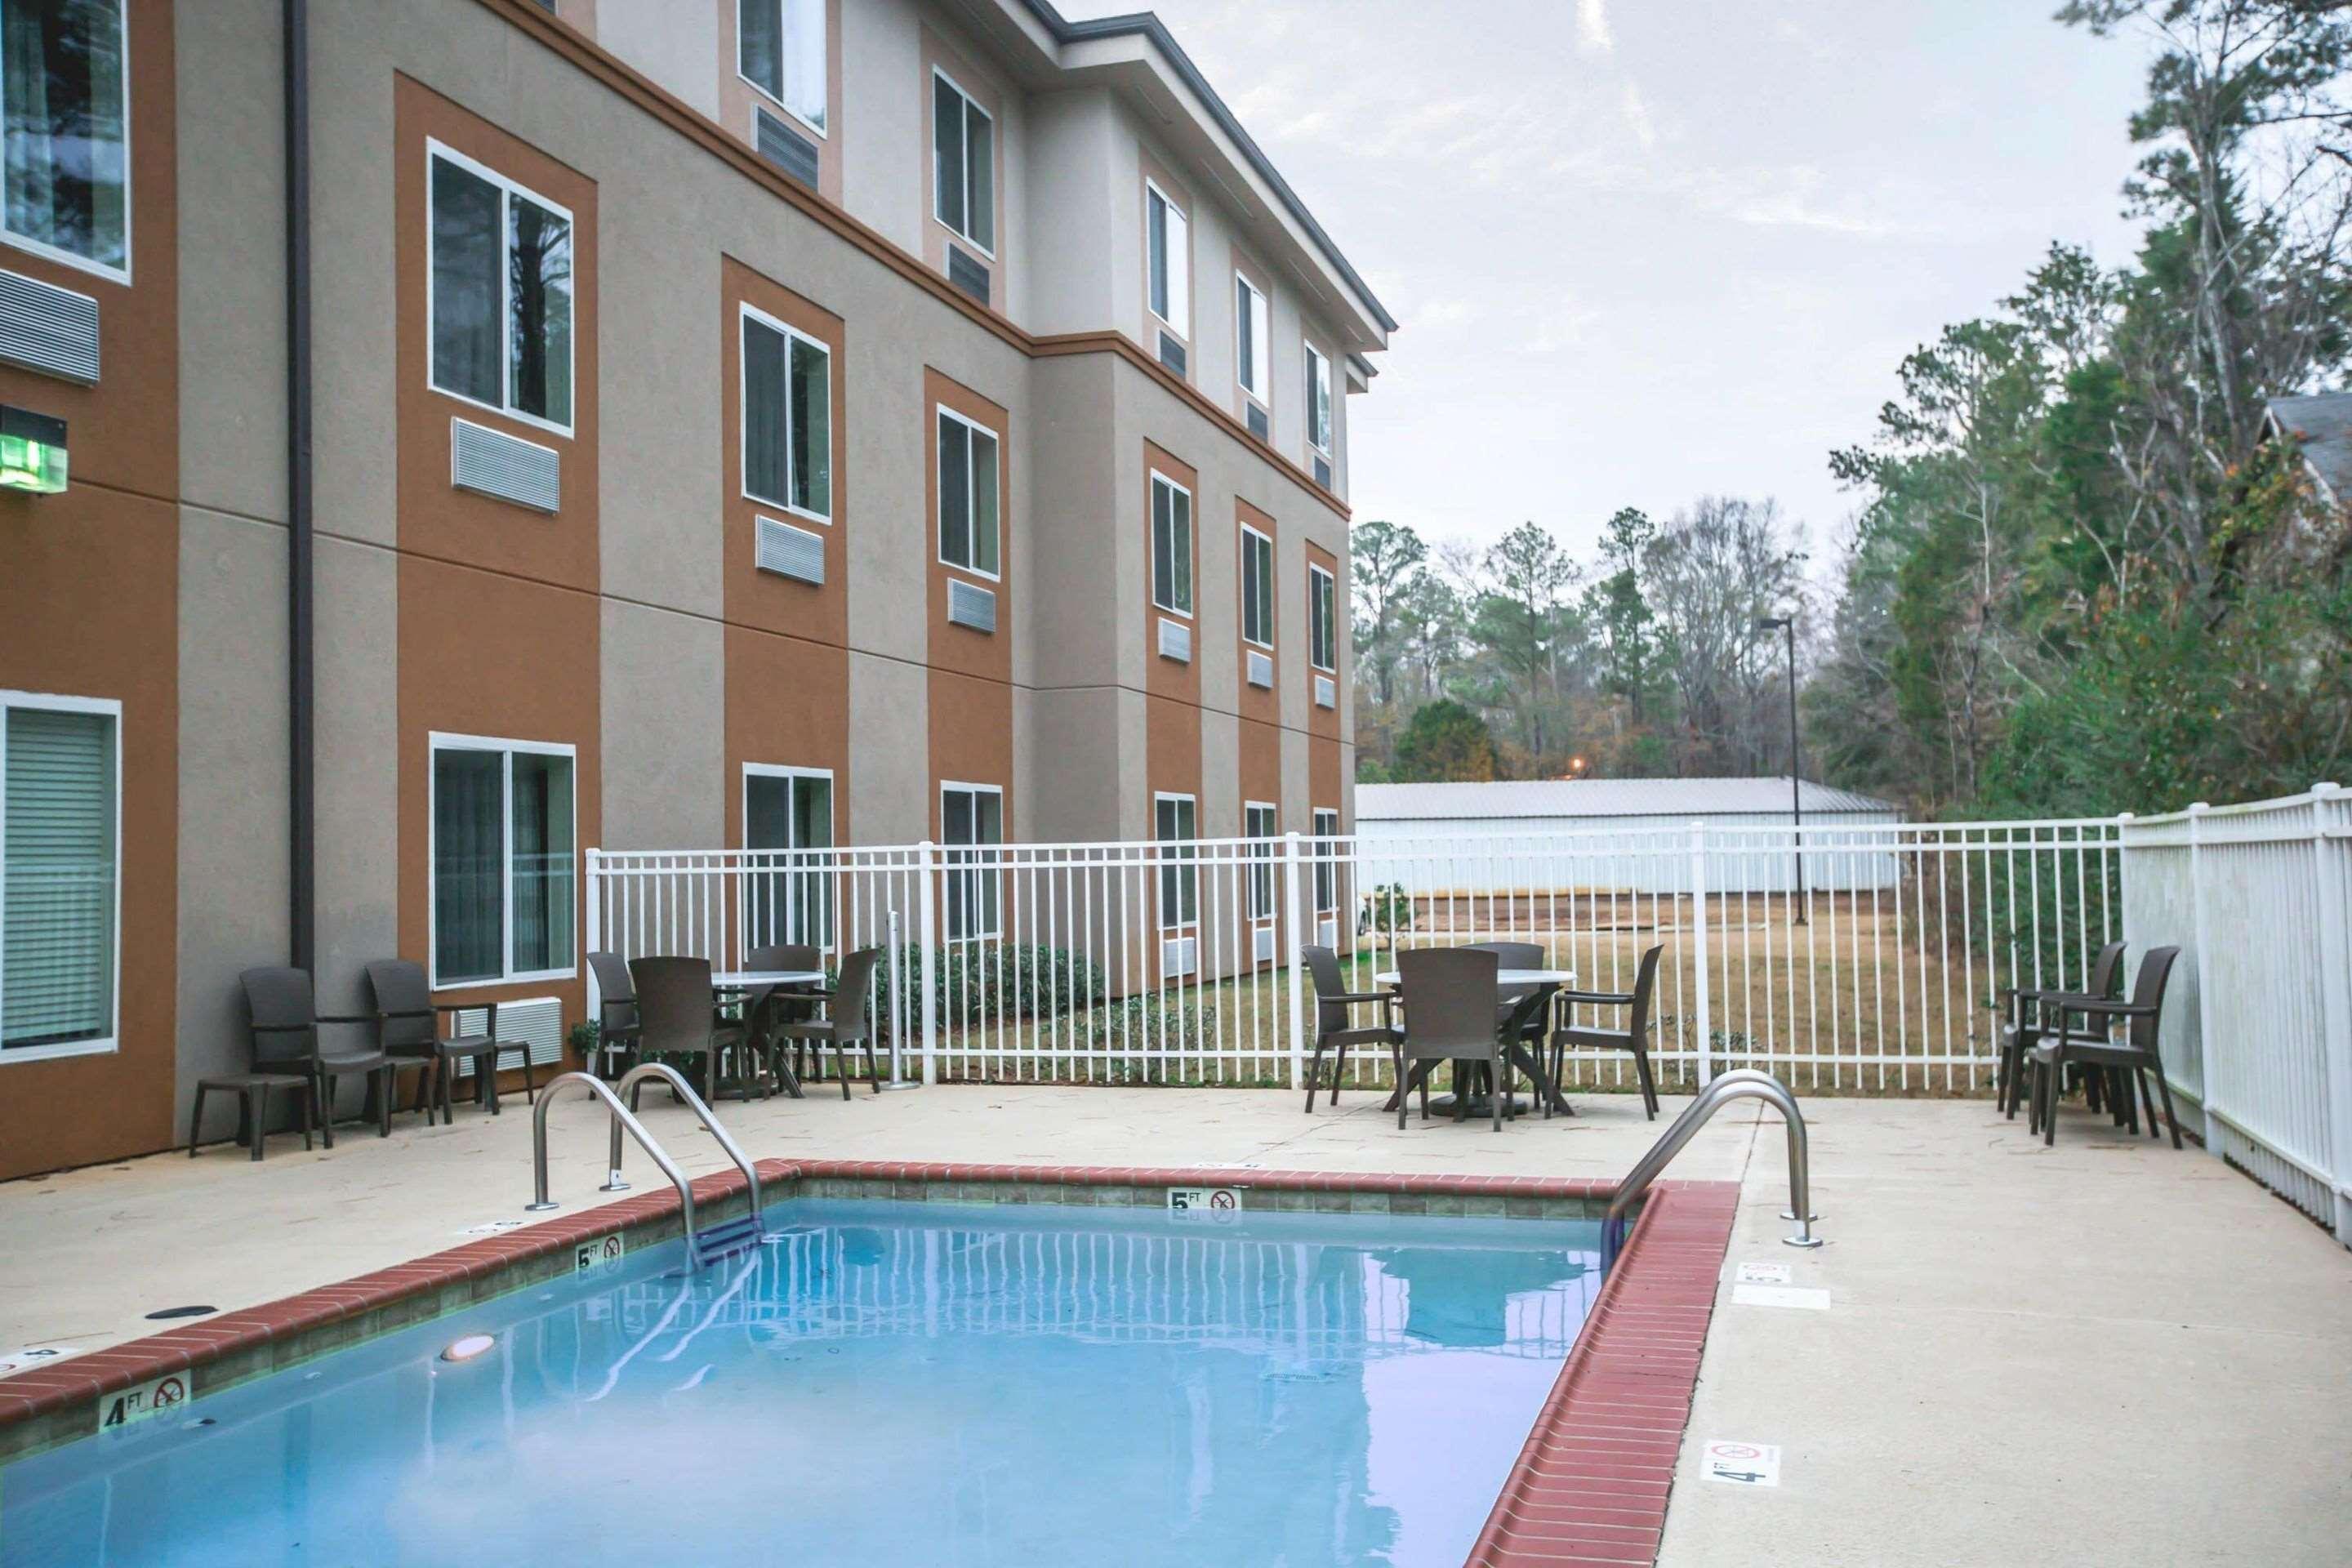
[1017,2,1397,335]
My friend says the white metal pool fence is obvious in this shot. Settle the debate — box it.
[586,785,2352,1241]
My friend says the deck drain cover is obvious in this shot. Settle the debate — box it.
[145,1305,217,1321]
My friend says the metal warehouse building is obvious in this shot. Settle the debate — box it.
[1352,777,1907,897]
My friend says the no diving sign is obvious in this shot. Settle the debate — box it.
[98,1373,192,1434]
[1702,1440,1781,1487]
[1166,1187,1242,1221]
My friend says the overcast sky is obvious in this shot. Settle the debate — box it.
[1073,0,2157,571]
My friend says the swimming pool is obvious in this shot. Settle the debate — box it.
[1,1196,1607,1567]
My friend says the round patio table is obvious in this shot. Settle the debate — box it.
[1374,968,1577,1117]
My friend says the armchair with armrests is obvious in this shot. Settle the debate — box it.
[2026,946,2182,1148]
[1302,945,1402,1111]
[1548,943,1664,1120]
[1998,941,2125,1119]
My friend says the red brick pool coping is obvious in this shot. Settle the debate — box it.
[0,1160,1740,1567]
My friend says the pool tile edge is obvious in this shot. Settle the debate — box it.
[1463,1178,1741,1568]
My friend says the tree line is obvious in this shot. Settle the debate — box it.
[1357,0,2352,817]
[1352,502,1813,785]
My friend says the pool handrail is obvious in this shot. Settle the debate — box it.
[1607,1068,1822,1249]
[525,1071,698,1250]
[608,1061,764,1224]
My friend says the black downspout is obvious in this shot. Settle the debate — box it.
[284,0,314,973]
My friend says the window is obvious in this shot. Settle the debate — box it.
[942,782,1002,941]
[1155,793,1197,929]
[937,407,1000,578]
[1151,472,1192,617]
[1312,807,1339,914]
[1240,524,1275,649]
[1235,274,1269,402]
[741,305,831,522]
[1304,343,1332,456]
[430,736,576,986]
[745,766,832,951]
[429,144,574,432]
[0,693,118,1061]
[1,0,127,278]
[1308,564,1337,672]
[1244,801,1277,920]
[738,0,826,134]
[1146,180,1187,336]
[933,69,993,253]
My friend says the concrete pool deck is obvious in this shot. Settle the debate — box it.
[2,1086,2346,1565]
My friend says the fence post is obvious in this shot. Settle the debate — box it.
[1690,821,1712,1087]
[2185,802,2221,1152]
[2308,782,2352,1244]
[1282,831,1306,1092]
[916,840,939,1087]
[581,848,601,1067]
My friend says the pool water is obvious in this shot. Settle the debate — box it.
[1,1200,1602,1568]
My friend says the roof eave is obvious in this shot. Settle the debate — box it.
[1008,0,1397,341]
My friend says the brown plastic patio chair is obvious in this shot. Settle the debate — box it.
[773,947,884,1100]
[626,957,749,1104]
[364,960,533,1124]
[1549,942,1665,1120]
[2027,946,2182,1148]
[586,951,643,1079]
[238,966,422,1147]
[741,942,821,1098]
[1998,941,2125,1119]
[188,1068,314,1161]
[1302,945,1401,1111]
[1394,946,1507,1132]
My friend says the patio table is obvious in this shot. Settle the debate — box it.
[709,969,828,991]
[1374,968,1576,1118]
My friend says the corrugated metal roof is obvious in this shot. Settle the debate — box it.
[1356,777,1900,822]
[2266,393,2352,504]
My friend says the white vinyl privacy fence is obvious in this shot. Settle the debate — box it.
[2119,786,2352,1243]
[587,791,2351,1242]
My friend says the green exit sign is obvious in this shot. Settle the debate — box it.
[0,406,68,495]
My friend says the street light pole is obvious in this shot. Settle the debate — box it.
[1755,615,1806,924]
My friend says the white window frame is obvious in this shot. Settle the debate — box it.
[936,403,1002,582]
[425,140,576,439]
[0,689,122,1065]
[737,301,832,526]
[1145,178,1189,338]
[1303,342,1333,457]
[1308,563,1338,672]
[1154,791,1200,931]
[932,66,996,259]
[736,0,828,139]
[940,780,1004,942]
[427,732,579,989]
[1240,523,1276,652]
[1243,800,1278,922]
[1150,470,1193,619]
[741,763,836,953]
[1312,806,1340,915]
[1235,270,1270,405]
[0,0,133,283]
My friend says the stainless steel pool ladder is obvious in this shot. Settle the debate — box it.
[1607,1068,1822,1250]
[525,1065,766,1266]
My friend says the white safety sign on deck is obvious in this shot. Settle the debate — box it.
[0,1345,82,1378]
[1703,1441,1781,1487]
[457,1220,526,1236]
[1731,1282,1830,1311]
[1735,1262,1793,1285]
